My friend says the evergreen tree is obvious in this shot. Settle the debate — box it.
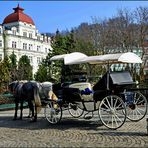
[34,63,47,82]
[17,55,33,80]
[9,51,18,81]
[0,56,11,92]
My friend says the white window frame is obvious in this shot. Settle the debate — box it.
[12,41,17,48]
[23,43,27,50]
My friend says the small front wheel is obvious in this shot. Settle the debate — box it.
[44,100,62,124]
[99,95,126,130]
[68,103,84,118]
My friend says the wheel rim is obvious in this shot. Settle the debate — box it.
[126,91,147,121]
[99,95,126,130]
[44,101,62,124]
[68,103,84,118]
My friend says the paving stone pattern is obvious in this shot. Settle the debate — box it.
[0,109,148,147]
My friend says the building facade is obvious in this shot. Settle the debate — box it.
[0,5,52,75]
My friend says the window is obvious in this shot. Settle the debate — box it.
[0,54,2,61]
[28,44,33,50]
[37,57,41,64]
[28,56,33,64]
[23,43,27,50]
[0,40,2,47]
[45,48,48,53]
[23,32,27,37]
[12,41,17,48]
[37,36,40,41]
[37,46,40,51]
[12,30,16,35]
[29,33,32,38]
[0,28,2,34]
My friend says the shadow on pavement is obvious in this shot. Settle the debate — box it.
[0,116,103,131]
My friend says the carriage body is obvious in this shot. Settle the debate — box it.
[44,52,147,129]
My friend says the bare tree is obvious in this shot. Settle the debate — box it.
[134,6,148,81]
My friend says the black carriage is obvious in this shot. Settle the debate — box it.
[44,52,147,129]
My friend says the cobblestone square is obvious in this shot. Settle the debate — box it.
[0,108,148,147]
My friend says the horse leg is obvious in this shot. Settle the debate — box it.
[13,99,18,120]
[31,104,37,122]
[28,101,36,122]
[19,100,24,120]
[27,108,32,118]
[34,105,37,122]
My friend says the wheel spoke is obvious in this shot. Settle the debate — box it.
[106,97,112,109]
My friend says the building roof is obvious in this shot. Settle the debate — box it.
[3,4,35,25]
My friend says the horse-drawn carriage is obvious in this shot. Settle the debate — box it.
[44,52,148,129]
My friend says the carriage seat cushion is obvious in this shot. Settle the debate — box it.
[69,82,93,94]
[69,82,94,101]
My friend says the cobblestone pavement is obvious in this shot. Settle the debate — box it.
[0,108,148,147]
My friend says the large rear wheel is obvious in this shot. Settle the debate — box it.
[99,95,126,130]
[126,91,147,122]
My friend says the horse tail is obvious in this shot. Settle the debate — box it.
[34,85,42,113]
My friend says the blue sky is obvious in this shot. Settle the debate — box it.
[0,1,147,33]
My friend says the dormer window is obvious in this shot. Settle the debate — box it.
[12,30,16,35]
[12,27,17,35]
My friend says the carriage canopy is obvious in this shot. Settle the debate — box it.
[50,52,142,65]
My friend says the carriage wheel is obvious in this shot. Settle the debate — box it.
[99,95,126,130]
[44,100,62,124]
[126,91,147,122]
[68,103,84,118]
